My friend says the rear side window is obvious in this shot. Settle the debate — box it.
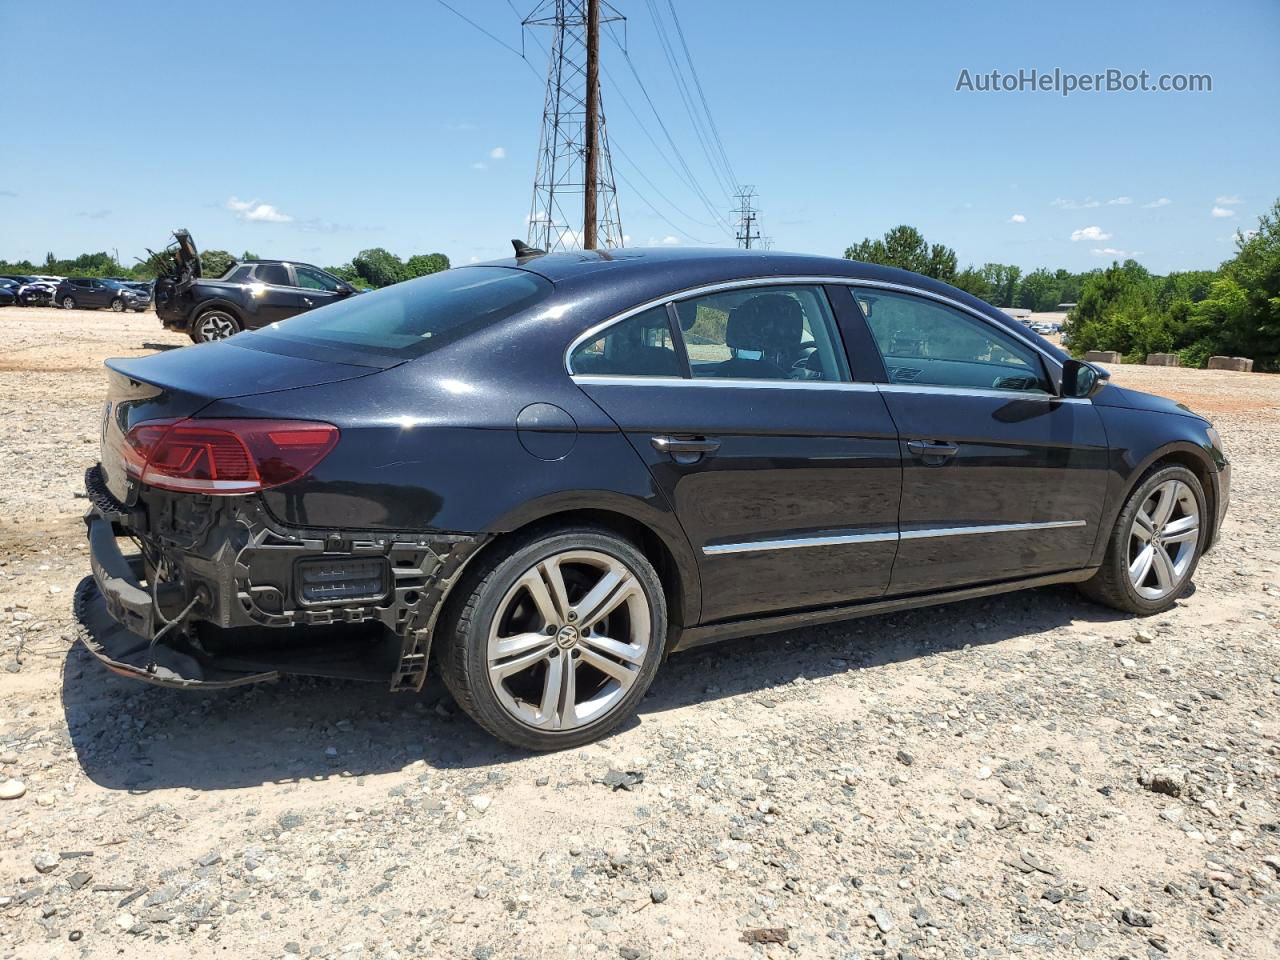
[254,264,290,286]
[570,307,683,377]
[251,267,551,360]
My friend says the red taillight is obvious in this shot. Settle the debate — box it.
[124,418,339,494]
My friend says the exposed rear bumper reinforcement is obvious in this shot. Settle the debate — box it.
[78,465,488,691]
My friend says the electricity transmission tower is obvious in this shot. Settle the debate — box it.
[732,186,762,249]
[524,0,625,251]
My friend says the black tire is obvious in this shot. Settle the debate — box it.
[110,298,124,312]
[191,309,242,342]
[61,296,76,310]
[1078,463,1206,615]
[436,526,667,751]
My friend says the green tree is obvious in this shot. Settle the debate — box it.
[352,247,407,288]
[980,263,1022,306]
[405,253,450,278]
[1016,267,1060,312]
[199,249,235,278]
[952,266,994,302]
[844,225,958,282]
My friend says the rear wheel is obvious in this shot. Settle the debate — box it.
[192,310,241,342]
[61,296,76,310]
[1078,464,1205,614]
[437,527,666,751]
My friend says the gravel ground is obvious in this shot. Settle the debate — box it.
[1,305,1278,960]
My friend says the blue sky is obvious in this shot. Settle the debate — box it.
[2,0,1276,274]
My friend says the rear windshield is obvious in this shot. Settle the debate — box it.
[249,267,551,361]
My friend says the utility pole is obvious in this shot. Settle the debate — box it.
[582,0,599,250]
[525,1,624,252]
[732,186,761,249]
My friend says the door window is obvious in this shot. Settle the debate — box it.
[854,289,1049,392]
[294,266,341,291]
[673,285,849,381]
[569,306,683,377]
[254,264,290,286]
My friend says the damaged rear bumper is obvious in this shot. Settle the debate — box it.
[78,465,487,691]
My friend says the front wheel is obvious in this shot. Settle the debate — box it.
[1078,464,1206,614]
[110,298,124,312]
[437,527,667,751]
[191,310,241,342]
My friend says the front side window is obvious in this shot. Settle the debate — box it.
[673,285,849,381]
[251,266,551,360]
[854,288,1049,392]
[254,263,290,286]
[294,265,341,291]
[569,306,682,377]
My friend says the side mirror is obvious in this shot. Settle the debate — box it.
[1061,358,1109,399]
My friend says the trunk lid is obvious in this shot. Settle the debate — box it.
[99,340,382,504]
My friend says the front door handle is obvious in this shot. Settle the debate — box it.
[907,439,959,465]
[651,435,721,464]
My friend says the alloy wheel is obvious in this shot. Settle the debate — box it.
[1128,478,1200,601]
[196,313,237,341]
[111,298,124,312]
[486,549,650,731]
[62,296,75,310]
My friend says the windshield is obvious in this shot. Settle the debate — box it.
[249,267,552,360]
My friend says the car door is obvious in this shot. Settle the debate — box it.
[86,278,111,307]
[570,282,902,624]
[247,263,302,327]
[844,284,1109,594]
[291,264,352,313]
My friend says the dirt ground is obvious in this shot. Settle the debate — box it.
[1,305,1277,960]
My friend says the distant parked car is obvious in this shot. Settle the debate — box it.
[0,275,55,306]
[55,277,150,312]
[0,280,18,307]
[151,229,358,342]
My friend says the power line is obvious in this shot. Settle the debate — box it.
[661,0,738,190]
[436,0,540,77]
[613,168,716,245]
[641,0,737,199]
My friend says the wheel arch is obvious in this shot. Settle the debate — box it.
[445,495,702,641]
[192,299,244,326]
[1101,440,1219,564]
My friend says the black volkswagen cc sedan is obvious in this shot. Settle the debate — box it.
[79,246,1229,749]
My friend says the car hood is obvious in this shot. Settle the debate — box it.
[1092,383,1206,422]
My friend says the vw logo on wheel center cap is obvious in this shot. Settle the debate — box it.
[555,624,580,649]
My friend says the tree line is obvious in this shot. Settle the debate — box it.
[844,201,1280,370]
[0,247,450,290]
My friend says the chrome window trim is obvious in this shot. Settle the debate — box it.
[877,383,1093,404]
[702,519,1086,556]
[572,374,879,392]
[563,274,1067,382]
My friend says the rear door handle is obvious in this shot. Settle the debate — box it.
[651,435,720,464]
[907,439,959,464]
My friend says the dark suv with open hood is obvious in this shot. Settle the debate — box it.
[152,230,358,343]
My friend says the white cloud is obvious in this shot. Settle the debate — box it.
[471,162,487,170]
[1215,194,1241,205]
[1051,197,1101,209]
[1090,247,1140,257]
[1008,213,1026,223]
[226,196,293,223]
[489,146,506,160]
[1144,197,1172,208]
[1107,196,1133,205]
[661,235,680,245]
[1070,225,1111,242]
[1211,206,1235,218]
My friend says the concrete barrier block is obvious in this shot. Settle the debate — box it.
[1084,350,1121,364]
[1146,353,1180,367]
[1207,356,1253,372]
